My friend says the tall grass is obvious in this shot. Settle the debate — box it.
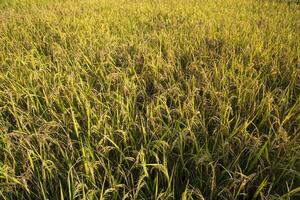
[0,0,299,199]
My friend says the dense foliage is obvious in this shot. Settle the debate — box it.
[0,0,299,199]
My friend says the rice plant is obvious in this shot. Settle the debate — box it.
[0,0,299,199]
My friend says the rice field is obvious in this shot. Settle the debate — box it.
[0,0,300,199]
